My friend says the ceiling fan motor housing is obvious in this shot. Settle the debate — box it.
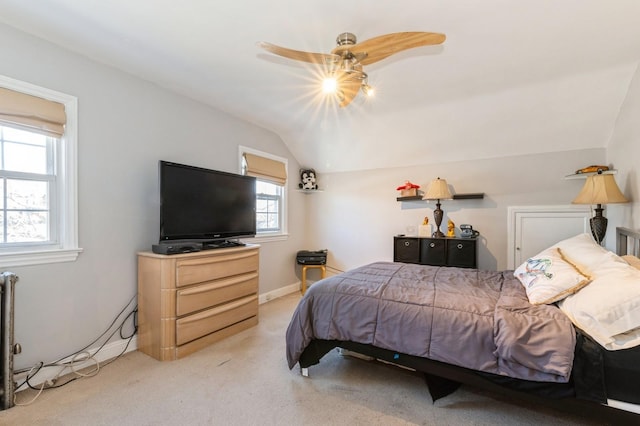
[336,32,357,46]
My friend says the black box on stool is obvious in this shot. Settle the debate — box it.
[296,249,327,265]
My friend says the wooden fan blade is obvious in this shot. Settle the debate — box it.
[351,32,446,65]
[336,73,361,108]
[258,42,340,65]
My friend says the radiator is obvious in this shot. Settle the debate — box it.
[0,272,18,410]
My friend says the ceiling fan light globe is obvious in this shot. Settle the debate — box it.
[322,77,338,94]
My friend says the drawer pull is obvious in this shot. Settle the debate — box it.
[404,241,410,247]
[457,244,463,249]
[429,242,435,248]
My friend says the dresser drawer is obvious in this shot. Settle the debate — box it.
[394,237,420,263]
[420,238,446,266]
[447,239,476,268]
[176,250,258,287]
[176,294,258,346]
[176,272,258,316]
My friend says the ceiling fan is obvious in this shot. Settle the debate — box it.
[258,31,446,107]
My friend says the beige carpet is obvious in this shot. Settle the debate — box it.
[0,293,621,425]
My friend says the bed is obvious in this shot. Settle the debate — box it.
[286,227,640,421]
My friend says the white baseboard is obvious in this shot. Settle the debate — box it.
[14,336,138,391]
[259,281,301,304]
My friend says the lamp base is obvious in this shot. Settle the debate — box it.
[432,202,444,238]
[590,204,607,245]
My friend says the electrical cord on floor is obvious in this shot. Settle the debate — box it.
[99,308,137,370]
[13,363,47,406]
[13,295,138,405]
[326,264,344,274]
[52,294,138,365]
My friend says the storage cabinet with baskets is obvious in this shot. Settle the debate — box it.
[394,236,477,269]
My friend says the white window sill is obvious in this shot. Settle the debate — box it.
[0,247,83,268]
[242,233,289,244]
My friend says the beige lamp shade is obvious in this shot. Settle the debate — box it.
[572,173,628,244]
[572,174,628,205]
[423,178,453,200]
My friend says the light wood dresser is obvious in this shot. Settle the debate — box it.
[137,244,259,361]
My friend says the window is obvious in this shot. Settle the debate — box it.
[0,75,80,267]
[0,126,55,244]
[239,147,288,240]
[256,180,283,233]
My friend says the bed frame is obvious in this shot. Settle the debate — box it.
[297,227,640,423]
[617,226,640,257]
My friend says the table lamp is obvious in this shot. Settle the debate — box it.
[423,177,453,237]
[572,173,628,244]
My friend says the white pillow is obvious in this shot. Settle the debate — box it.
[550,233,626,275]
[558,257,640,350]
[514,247,591,305]
[622,255,640,271]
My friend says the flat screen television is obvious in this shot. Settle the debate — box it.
[159,161,256,245]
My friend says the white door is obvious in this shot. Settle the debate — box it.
[507,206,591,269]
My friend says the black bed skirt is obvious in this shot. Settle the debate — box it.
[299,329,640,405]
[573,328,640,405]
[297,332,640,422]
[299,339,576,400]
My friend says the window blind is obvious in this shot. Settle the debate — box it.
[243,153,287,185]
[0,87,67,137]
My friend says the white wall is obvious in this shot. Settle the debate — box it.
[0,23,307,369]
[307,148,606,272]
[607,62,640,233]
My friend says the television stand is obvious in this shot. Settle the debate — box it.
[203,239,245,250]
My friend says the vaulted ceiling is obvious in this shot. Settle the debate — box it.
[1,1,639,173]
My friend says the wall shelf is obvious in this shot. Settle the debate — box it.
[396,195,423,201]
[397,193,484,202]
[297,189,323,194]
[564,170,617,180]
[453,193,484,200]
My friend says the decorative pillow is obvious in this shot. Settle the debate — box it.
[558,259,640,350]
[622,255,640,271]
[514,247,592,305]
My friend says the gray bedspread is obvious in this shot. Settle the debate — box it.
[286,262,576,383]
